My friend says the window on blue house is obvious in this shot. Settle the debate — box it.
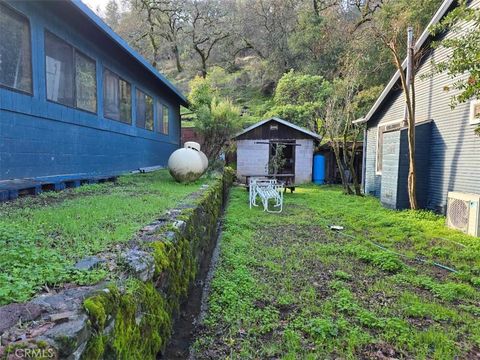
[136,89,153,131]
[156,101,169,135]
[45,31,97,112]
[75,52,96,112]
[162,104,169,135]
[45,32,75,107]
[104,69,131,124]
[0,3,32,93]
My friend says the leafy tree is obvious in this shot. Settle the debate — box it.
[324,61,363,196]
[352,85,383,119]
[188,75,215,110]
[268,144,286,175]
[431,1,480,134]
[188,76,240,161]
[265,70,331,132]
[289,10,348,78]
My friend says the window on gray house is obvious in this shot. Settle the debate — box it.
[0,3,32,93]
[136,89,153,131]
[104,69,131,123]
[376,125,386,174]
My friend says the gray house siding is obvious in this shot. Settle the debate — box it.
[378,121,432,209]
[365,0,480,212]
[365,93,404,197]
[380,130,401,208]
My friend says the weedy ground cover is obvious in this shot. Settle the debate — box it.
[193,186,480,359]
[0,170,210,305]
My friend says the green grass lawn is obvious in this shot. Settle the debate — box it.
[193,186,480,359]
[0,170,210,305]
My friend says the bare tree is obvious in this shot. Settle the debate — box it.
[312,0,339,17]
[132,0,187,72]
[187,0,230,77]
[371,22,424,209]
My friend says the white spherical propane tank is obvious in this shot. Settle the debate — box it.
[168,147,204,183]
[184,142,209,172]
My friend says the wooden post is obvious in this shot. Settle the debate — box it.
[406,26,418,210]
[404,27,414,126]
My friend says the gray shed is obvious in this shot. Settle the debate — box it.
[233,117,320,185]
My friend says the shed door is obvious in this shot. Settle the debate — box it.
[268,141,295,175]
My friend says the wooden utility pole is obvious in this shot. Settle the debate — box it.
[406,26,418,209]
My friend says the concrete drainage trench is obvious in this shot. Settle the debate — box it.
[160,219,224,359]
[0,171,235,359]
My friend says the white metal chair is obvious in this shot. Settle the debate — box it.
[249,177,284,213]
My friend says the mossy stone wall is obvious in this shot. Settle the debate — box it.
[81,169,234,359]
[0,170,233,359]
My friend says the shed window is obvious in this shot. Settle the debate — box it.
[104,69,131,124]
[136,89,153,131]
[156,101,169,135]
[45,31,97,112]
[75,52,96,112]
[0,3,32,93]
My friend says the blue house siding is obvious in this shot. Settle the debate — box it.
[0,1,184,180]
[363,0,480,212]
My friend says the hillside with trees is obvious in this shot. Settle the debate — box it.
[101,0,444,127]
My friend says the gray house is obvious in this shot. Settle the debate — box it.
[233,117,320,185]
[356,0,480,212]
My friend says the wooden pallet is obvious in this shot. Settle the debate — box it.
[0,174,118,202]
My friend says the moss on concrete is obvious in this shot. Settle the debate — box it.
[81,169,234,359]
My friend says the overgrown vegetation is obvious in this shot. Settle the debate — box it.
[431,0,480,134]
[0,170,211,305]
[193,186,480,359]
[188,75,241,161]
[102,0,444,127]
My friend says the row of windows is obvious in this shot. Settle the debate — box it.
[0,2,169,135]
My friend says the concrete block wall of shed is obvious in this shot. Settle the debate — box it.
[236,140,269,180]
[294,139,314,184]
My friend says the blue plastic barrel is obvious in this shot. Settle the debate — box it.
[313,154,325,185]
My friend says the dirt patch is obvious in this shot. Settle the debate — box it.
[360,342,408,360]
[465,345,480,360]
[0,185,112,212]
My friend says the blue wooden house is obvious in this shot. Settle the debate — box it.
[356,0,480,213]
[0,0,188,182]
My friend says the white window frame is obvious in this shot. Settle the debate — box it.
[375,119,403,175]
[469,100,480,125]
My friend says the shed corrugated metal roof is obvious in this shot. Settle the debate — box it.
[72,0,188,107]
